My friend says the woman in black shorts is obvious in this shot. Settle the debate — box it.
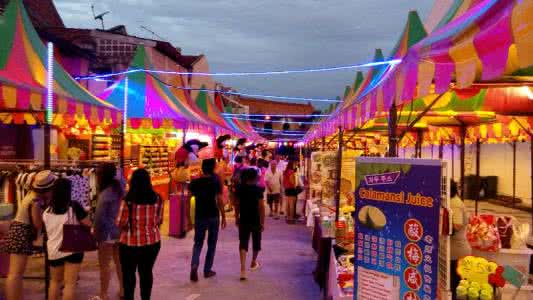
[43,178,91,300]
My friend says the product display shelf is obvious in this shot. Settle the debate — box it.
[91,134,112,160]
[139,145,170,177]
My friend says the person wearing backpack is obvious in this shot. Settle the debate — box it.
[2,170,56,300]
[283,161,298,224]
[116,169,162,300]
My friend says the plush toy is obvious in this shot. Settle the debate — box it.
[174,139,209,167]
[214,135,231,160]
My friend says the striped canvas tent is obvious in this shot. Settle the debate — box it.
[0,0,121,127]
[101,46,215,132]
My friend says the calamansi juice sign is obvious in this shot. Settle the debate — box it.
[354,158,442,300]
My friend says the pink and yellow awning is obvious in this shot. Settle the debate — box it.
[0,0,121,127]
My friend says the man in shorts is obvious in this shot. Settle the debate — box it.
[235,168,265,280]
[264,160,282,219]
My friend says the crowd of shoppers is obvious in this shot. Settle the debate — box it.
[0,146,304,298]
[1,166,162,300]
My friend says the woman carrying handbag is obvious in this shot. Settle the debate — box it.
[43,178,93,300]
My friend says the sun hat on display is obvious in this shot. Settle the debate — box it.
[23,172,37,190]
[32,170,57,190]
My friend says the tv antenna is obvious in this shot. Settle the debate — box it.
[91,4,110,30]
[140,25,167,42]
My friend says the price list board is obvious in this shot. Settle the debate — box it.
[354,158,442,300]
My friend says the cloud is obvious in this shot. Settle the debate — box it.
[54,0,433,108]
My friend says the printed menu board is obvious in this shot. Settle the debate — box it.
[354,158,441,300]
[309,151,337,206]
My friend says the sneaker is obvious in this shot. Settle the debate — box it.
[190,268,199,282]
[204,270,217,278]
[250,261,261,271]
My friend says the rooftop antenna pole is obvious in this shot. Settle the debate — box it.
[92,4,110,30]
[140,25,167,41]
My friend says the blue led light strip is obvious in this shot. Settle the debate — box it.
[74,59,402,80]
[225,116,320,124]
[251,127,308,133]
[223,113,330,117]
[252,128,306,135]
[150,78,342,103]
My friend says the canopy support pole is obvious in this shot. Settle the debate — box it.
[335,127,343,222]
[321,137,326,151]
[475,138,481,215]
[398,93,445,142]
[388,104,398,157]
[452,141,456,182]
[460,126,466,201]
[512,140,517,207]
[121,77,128,171]
[415,129,423,158]
[531,139,533,236]
[44,42,54,300]
[439,140,444,159]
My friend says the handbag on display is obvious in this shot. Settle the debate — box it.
[59,205,97,253]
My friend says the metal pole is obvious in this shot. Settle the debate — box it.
[512,140,517,206]
[475,138,481,215]
[335,127,343,222]
[530,139,532,236]
[121,77,128,171]
[322,136,326,151]
[460,126,466,201]
[44,42,54,300]
[439,140,443,159]
[388,104,398,157]
[416,129,423,158]
[452,141,455,182]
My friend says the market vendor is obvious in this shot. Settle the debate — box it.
[449,181,471,296]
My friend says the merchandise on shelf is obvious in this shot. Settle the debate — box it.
[91,134,112,160]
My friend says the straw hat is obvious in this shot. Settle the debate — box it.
[32,170,57,190]
[23,172,36,190]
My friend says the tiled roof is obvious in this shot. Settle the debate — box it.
[236,96,315,115]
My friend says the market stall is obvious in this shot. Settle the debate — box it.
[304,1,533,299]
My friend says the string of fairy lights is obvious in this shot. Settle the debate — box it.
[54,49,402,139]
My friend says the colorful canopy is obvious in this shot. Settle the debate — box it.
[0,0,120,127]
[101,46,216,131]
[307,0,533,142]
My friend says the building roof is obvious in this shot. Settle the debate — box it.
[0,0,64,28]
[236,96,315,115]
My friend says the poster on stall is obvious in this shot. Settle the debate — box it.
[309,151,337,206]
[354,158,441,300]
[340,150,358,207]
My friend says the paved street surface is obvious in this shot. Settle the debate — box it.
[1,211,320,300]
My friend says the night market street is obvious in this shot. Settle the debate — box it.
[1,211,320,300]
